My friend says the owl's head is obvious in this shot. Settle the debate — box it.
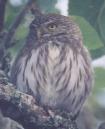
[28,14,83,46]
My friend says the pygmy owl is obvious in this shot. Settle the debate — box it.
[11,14,93,119]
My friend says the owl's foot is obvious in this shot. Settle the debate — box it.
[50,109,73,120]
[48,113,78,129]
[39,107,78,129]
[46,109,78,129]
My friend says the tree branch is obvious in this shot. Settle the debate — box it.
[0,0,7,64]
[4,0,42,49]
[0,0,42,73]
[0,77,78,129]
[0,0,7,33]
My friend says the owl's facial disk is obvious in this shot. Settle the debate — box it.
[37,21,68,39]
[29,14,82,47]
[30,14,71,39]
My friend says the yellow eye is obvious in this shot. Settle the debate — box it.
[48,24,57,30]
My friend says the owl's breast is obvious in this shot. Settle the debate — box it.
[14,42,93,117]
[48,44,60,60]
[42,44,62,99]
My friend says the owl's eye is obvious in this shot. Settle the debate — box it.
[48,24,57,30]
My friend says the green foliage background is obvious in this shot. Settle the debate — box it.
[6,0,105,128]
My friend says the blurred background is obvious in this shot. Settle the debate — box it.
[3,0,105,129]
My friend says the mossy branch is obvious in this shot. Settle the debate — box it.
[0,71,78,129]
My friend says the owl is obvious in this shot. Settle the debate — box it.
[11,14,93,119]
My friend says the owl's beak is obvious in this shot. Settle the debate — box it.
[37,28,51,39]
